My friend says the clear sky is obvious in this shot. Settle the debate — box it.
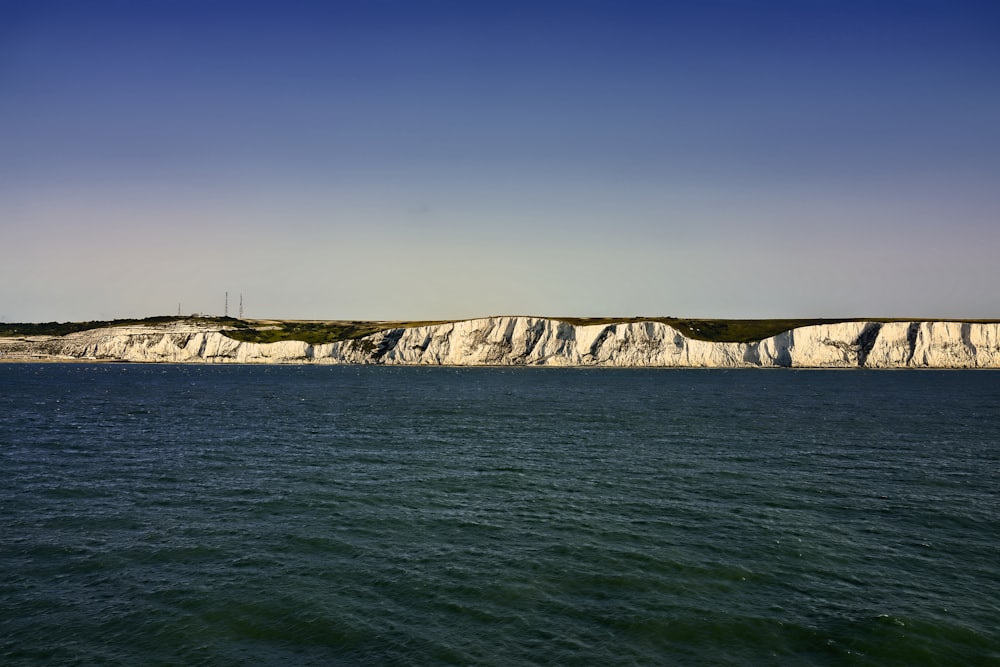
[2,0,998,322]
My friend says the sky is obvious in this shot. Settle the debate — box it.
[2,0,998,322]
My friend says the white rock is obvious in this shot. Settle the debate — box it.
[11,318,1000,368]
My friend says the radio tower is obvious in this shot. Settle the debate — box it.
[239,293,244,320]
[225,292,229,318]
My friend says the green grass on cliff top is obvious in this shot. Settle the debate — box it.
[3,315,997,345]
[0,316,226,338]
[221,319,455,345]
[225,317,851,345]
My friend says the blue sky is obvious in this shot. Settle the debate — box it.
[2,0,998,322]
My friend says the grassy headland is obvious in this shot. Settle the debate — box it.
[557,317,873,343]
[0,316,240,338]
[222,319,453,345]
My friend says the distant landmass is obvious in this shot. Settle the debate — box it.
[3,315,1000,368]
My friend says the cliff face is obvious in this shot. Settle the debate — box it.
[4,317,999,368]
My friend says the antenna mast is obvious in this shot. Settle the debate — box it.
[225,292,229,318]
[239,293,244,320]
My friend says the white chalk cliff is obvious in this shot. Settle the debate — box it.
[4,318,1000,368]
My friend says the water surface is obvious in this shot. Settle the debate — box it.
[2,365,998,665]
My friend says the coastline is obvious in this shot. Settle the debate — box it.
[3,317,999,369]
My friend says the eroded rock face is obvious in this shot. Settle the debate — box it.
[5,318,1000,367]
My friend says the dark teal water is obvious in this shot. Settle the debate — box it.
[1,364,998,665]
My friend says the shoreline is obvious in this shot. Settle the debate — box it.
[3,317,1000,369]
[2,357,998,370]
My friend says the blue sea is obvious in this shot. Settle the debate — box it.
[2,364,998,665]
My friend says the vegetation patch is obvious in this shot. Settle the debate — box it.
[549,317,1000,343]
[224,321,381,345]
[0,316,242,338]
[552,317,867,342]
[222,320,453,345]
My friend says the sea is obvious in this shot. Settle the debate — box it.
[1,364,998,666]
